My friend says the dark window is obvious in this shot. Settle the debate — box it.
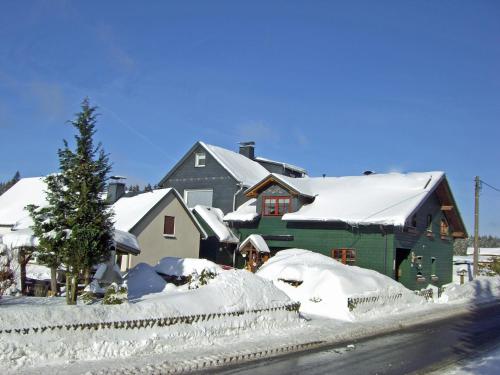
[426,214,433,231]
[331,248,356,265]
[163,216,175,236]
[411,214,417,228]
[263,196,291,216]
[440,218,449,236]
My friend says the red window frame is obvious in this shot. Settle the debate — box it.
[262,196,291,216]
[331,248,356,265]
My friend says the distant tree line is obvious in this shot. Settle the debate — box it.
[0,171,20,195]
[127,183,157,194]
[454,235,500,255]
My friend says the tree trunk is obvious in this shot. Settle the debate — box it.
[68,274,78,305]
[65,272,71,304]
[18,248,31,296]
[83,268,91,287]
[50,267,58,296]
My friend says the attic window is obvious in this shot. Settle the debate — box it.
[331,248,356,265]
[163,216,175,237]
[440,218,449,237]
[195,152,206,167]
[426,214,433,232]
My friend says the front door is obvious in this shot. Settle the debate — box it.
[395,248,411,282]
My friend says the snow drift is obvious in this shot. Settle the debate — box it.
[257,249,423,321]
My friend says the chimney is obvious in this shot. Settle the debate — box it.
[107,176,126,204]
[239,141,255,160]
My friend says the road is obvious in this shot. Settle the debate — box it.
[205,302,500,375]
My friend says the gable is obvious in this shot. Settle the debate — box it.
[158,142,237,187]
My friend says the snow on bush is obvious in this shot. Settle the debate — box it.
[257,249,422,321]
[102,283,128,305]
[154,257,222,277]
[125,263,166,299]
[438,276,500,304]
[0,244,14,298]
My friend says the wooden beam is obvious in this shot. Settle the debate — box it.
[441,205,454,211]
[452,231,465,238]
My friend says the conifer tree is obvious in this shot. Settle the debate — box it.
[29,99,114,304]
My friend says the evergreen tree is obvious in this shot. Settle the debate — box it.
[144,183,153,192]
[29,99,114,305]
[0,171,21,195]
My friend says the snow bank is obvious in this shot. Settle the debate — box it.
[438,276,500,304]
[257,249,421,321]
[125,263,166,299]
[0,267,296,372]
[154,257,222,277]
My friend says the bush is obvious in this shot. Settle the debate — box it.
[0,245,14,298]
[102,283,128,305]
[188,269,217,290]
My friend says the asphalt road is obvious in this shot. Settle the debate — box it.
[205,302,500,375]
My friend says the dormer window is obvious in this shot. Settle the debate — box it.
[195,152,206,167]
[263,196,291,216]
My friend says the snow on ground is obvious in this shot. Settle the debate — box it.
[438,276,500,304]
[0,262,297,373]
[154,256,222,278]
[257,248,424,321]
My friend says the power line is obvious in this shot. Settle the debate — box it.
[480,180,500,193]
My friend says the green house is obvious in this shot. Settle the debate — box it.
[224,172,467,290]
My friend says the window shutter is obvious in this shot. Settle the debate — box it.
[164,216,175,235]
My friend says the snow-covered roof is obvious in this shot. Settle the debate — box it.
[239,234,270,253]
[466,248,500,257]
[113,229,140,254]
[112,189,173,232]
[238,171,447,226]
[286,172,445,226]
[112,188,207,238]
[201,142,270,187]
[223,198,259,222]
[0,177,47,227]
[1,228,39,248]
[192,205,238,243]
[1,226,140,254]
[255,157,307,175]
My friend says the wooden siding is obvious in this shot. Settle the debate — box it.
[394,192,454,289]
[235,219,395,279]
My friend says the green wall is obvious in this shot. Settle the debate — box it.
[236,218,395,279]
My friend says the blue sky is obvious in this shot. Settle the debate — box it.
[0,1,499,235]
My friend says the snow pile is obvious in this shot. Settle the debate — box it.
[438,276,500,304]
[0,266,295,371]
[192,205,238,243]
[125,263,166,299]
[154,257,222,277]
[257,249,422,321]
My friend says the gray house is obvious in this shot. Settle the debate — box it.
[158,141,307,214]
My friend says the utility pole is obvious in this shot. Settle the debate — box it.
[473,176,480,277]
